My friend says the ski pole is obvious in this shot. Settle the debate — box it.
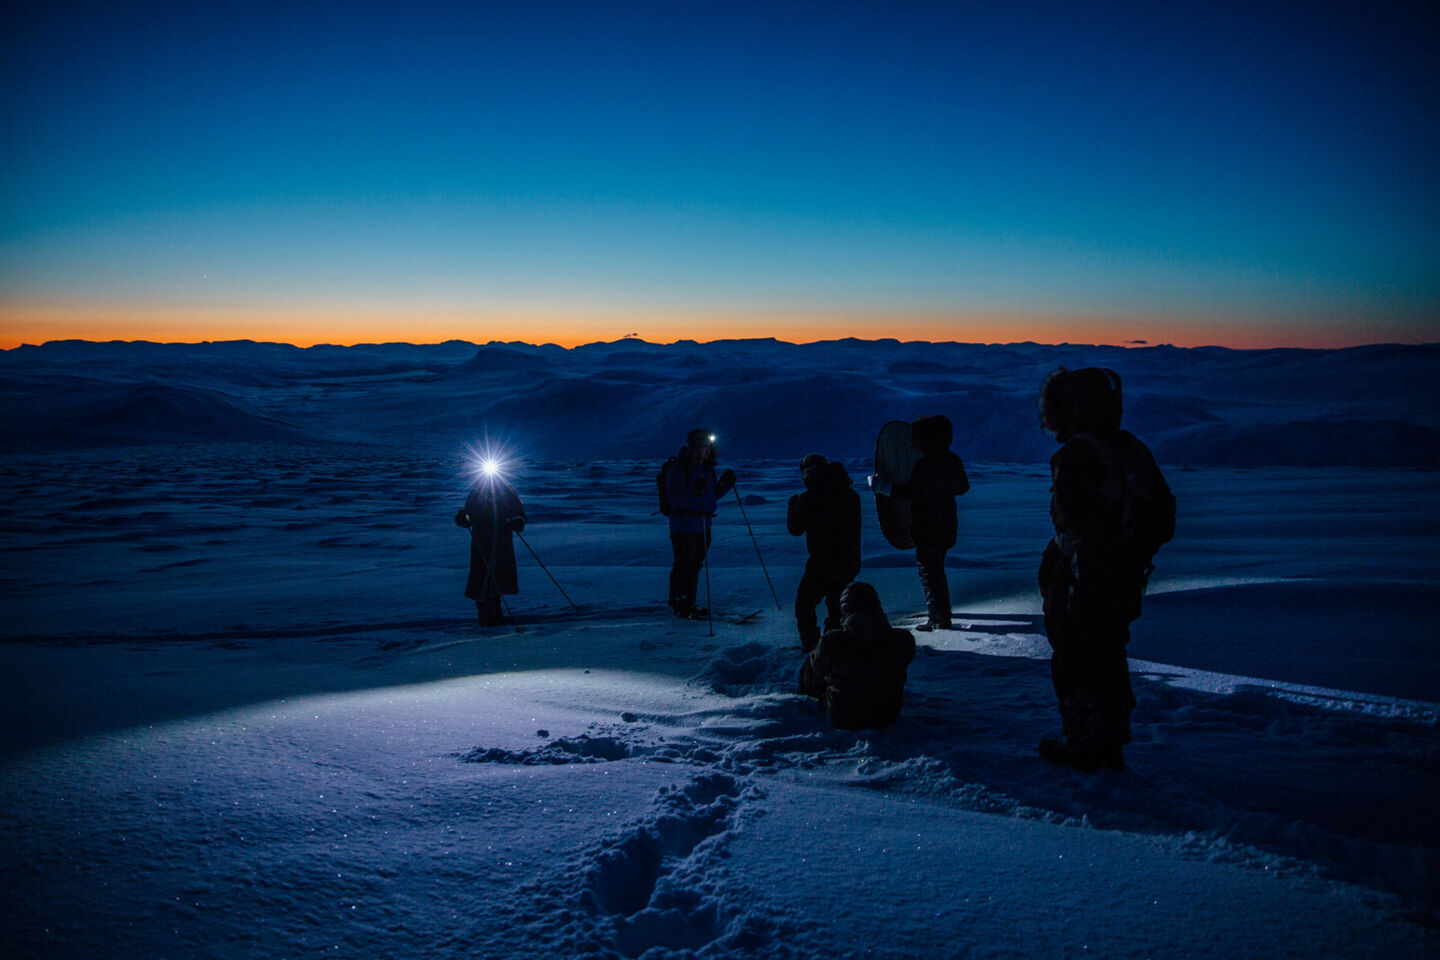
[515,530,580,611]
[484,544,523,633]
[499,593,521,632]
[703,545,714,636]
[731,487,782,610]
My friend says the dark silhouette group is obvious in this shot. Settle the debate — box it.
[456,366,1175,768]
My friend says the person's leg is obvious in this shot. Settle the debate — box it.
[1092,635,1135,769]
[1048,634,1092,748]
[915,545,952,628]
[672,532,706,615]
[794,567,825,650]
[821,574,848,634]
[476,597,504,626]
[797,657,825,698]
[1042,590,1130,770]
[668,533,686,611]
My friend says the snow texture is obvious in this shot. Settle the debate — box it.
[1,337,1437,958]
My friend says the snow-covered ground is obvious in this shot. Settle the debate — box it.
[2,445,1436,958]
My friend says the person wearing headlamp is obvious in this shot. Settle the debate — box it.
[455,460,526,627]
[664,428,736,619]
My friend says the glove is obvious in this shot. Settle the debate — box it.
[867,474,893,496]
[454,509,470,528]
[720,468,736,486]
[507,516,526,532]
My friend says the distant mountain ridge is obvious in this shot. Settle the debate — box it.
[3,338,1438,466]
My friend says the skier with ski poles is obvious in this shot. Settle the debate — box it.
[455,455,526,627]
[660,428,735,619]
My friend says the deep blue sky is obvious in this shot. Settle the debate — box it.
[2,0,1437,346]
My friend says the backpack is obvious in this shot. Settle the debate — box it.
[1074,431,1176,576]
[656,457,676,516]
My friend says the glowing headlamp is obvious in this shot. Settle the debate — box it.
[465,440,512,486]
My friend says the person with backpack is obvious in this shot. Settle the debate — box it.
[661,428,736,619]
[455,462,527,627]
[1037,367,1176,771]
[870,414,970,630]
[787,454,862,651]
[797,581,916,730]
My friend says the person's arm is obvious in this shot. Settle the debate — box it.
[786,492,806,536]
[894,628,916,666]
[507,488,526,532]
[1050,442,1108,544]
[892,457,928,500]
[455,488,477,528]
[808,633,836,679]
[716,467,736,499]
[949,454,970,498]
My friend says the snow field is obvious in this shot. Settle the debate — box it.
[1,447,1436,958]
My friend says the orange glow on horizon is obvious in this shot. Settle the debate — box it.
[1,297,1433,351]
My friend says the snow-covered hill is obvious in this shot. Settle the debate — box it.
[4,337,1438,465]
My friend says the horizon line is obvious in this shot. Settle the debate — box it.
[6,334,1438,353]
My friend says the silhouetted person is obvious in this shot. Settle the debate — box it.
[873,415,970,630]
[787,454,862,651]
[798,581,916,730]
[1037,367,1175,771]
[455,468,526,626]
[665,428,736,619]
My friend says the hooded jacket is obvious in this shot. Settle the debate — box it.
[1039,367,1175,620]
[787,460,862,578]
[904,415,970,550]
[806,583,916,730]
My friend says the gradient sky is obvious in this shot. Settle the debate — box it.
[2,0,1437,348]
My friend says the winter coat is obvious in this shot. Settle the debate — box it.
[666,446,735,535]
[787,461,862,579]
[806,607,916,730]
[456,478,526,600]
[903,451,970,550]
[1044,428,1173,624]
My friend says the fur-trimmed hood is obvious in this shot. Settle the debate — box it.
[1039,367,1123,441]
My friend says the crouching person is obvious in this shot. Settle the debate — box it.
[798,582,916,730]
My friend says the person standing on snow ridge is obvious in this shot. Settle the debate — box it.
[787,454,862,652]
[455,467,526,626]
[665,428,736,619]
[871,414,970,631]
[797,581,916,730]
[1037,367,1175,772]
